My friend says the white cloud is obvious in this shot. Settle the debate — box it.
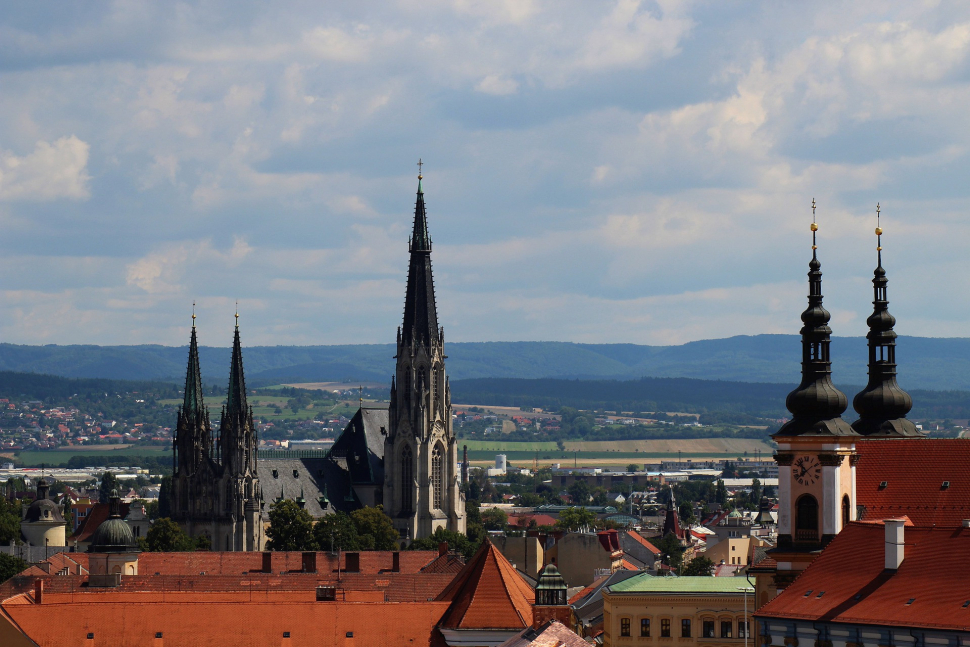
[0,136,90,201]
[475,74,519,95]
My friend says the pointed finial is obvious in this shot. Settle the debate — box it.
[192,301,196,327]
[810,198,818,250]
[235,300,239,328]
[417,158,423,180]
[875,202,883,252]
[359,385,363,408]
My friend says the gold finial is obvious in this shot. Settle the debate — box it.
[235,300,239,327]
[192,301,196,326]
[417,158,423,180]
[359,385,363,408]
[875,202,882,251]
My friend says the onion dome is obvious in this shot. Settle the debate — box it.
[88,490,137,553]
[535,564,567,606]
[23,478,64,523]
[775,213,856,438]
[852,208,918,436]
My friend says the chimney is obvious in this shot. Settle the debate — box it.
[438,542,449,557]
[884,519,905,570]
[34,579,43,605]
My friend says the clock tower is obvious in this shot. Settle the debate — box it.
[770,210,859,587]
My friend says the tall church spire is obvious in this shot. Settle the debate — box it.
[183,306,205,419]
[220,312,256,478]
[401,169,438,348]
[175,308,212,473]
[226,310,248,419]
[852,205,918,436]
[775,204,856,438]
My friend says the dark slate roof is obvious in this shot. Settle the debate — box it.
[329,407,388,486]
[258,457,356,519]
[401,179,439,348]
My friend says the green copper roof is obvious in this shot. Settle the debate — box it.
[608,574,750,594]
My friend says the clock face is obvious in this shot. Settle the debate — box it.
[793,455,822,486]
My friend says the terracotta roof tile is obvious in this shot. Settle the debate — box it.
[856,438,970,526]
[757,522,970,631]
[436,539,535,630]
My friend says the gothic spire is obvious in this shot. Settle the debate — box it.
[183,306,205,417]
[226,310,248,418]
[400,167,439,348]
[775,204,856,438]
[852,206,918,436]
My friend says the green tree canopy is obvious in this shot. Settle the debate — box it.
[682,556,715,576]
[655,532,686,572]
[0,554,28,582]
[481,507,508,531]
[751,478,762,504]
[350,506,398,551]
[0,496,22,544]
[627,463,640,472]
[313,511,361,552]
[409,527,479,561]
[556,506,597,531]
[568,480,591,505]
[143,518,198,552]
[99,472,120,504]
[266,500,317,551]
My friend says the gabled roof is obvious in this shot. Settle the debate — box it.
[329,407,388,486]
[757,522,970,631]
[856,438,970,526]
[435,539,535,630]
[623,531,660,555]
[497,620,589,647]
[73,502,131,543]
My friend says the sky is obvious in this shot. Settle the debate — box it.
[1,0,969,347]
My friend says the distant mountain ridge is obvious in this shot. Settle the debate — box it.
[1,334,969,390]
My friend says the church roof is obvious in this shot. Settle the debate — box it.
[224,321,249,423]
[856,438,970,526]
[757,522,970,631]
[435,539,535,630]
[329,406,388,486]
[401,176,439,349]
[257,457,355,519]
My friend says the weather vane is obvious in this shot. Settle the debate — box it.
[875,202,882,253]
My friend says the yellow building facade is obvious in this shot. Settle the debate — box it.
[602,575,754,647]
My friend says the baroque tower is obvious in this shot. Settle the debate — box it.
[770,207,858,586]
[851,207,919,437]
[216,313,263,551]
[383,170,466,541]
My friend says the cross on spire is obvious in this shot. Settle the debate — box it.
[192,301,196,327]
[235,300,239,327]
[810,198,818,251]
[876,203,882,253]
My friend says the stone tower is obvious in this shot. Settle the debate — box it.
[383,172,466,541]
[216,315,263,551]
[171,315,221,525]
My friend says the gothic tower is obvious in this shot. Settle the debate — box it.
[216,314,263,551]
[383,170,466,541]
[171,312,220,526]
[851,209,919,437]
[770,209,858,586]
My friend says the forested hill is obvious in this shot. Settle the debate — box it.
[449,377,970,421]
[2,334,970,390]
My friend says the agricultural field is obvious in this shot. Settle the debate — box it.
[14,446,171,467]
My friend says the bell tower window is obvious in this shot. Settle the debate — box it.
[796,494,819,542]
[842,494,850,528]
[432,444,443,510]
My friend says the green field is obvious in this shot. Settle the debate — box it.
[14,447,171,467]
[157,397,365,422]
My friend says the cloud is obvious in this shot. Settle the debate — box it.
[0,136,90,201]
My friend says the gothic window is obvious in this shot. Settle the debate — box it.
[432,444,444,510]
[401,445,414,513]
[796,494,819,541]
[842,494,851,528]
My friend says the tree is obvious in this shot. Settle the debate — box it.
[627,463,640,473]
[655,533,685,572]
[61,492,73,530]
[678,502,696,528]
[99,472,120,504]
[266,500,317,551]
[751,478,762,504]
[515,493,542,507]
[556,506,597,531]
[313,511,361,551]
[481,507,508,531]
[143,518,197,552]
[0,554,28,582]
[350,506,398,550]
[568,480,591,505]
[0,496,21,544]
[682,556,715,576]
[715,479,728,507]
[409,527,478,561]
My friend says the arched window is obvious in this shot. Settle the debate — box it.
[842,494,851,528]
[401,445,414,513]
[432,444,444,510]
[796,494,819,541]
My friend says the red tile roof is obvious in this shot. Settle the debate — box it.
[757,522,970,631]
[856,438,970,526]
[435,539,535,630]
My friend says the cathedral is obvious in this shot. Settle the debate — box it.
[172,171,465,548]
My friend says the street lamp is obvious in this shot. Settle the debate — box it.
[737,586,754,647]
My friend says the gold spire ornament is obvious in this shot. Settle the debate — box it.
[875,203,882,251]
[811,198,818,249]
[417,158,423,180]
[192,301,196,327]
[235,300,239,327]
